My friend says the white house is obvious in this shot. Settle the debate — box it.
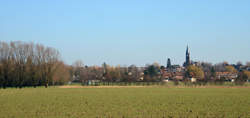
[190,78,197,83]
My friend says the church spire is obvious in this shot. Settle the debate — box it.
[186,45,189,55]
[185,45,190,67]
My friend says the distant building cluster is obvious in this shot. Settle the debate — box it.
[161,46,193,81]
[160,45,249,82]
[70,45,250,85]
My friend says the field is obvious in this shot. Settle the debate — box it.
[0,86,250,118]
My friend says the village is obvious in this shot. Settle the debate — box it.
[71,46,250,85]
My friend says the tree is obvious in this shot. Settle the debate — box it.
[223,61,229,66]
[128,65,140,82]
[73,60,84,68]
[236,61,243,66]
[0,42,13,88]
[144,64,160,82]
[243,71,250,80]
[72,60,84,82]
[246,62,250,67]
[201,62,212,72]
[214,63,226,72]
[186,65,204,79]
[52,61,70,85]
[210,67,216,78]
[41,47,60,88]
[225,66,237,73]
[146,65,158,77]
[107,66,120,82]
[236,70,249,85]
[0,41,68,88]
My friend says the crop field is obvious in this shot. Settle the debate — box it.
[0,86,250,118]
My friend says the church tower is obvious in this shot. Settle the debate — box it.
[167,58,171,68]
[185,45,190,67]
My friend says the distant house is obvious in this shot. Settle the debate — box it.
[174,75,184,80]
[190,78,197,82]
[163,79,169,83]
[161,71,185,81]
[138,72,144,81]
[166,65,183,72]
[173,72,184,80]
[85,80,100,85]
[216,72,238,80]
[72,75,80,82]
[172,65,183,72]
[173,72,185,81]
[162,72,172,79]
[139,77,144,81]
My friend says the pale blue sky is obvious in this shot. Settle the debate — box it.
[1,0,250,66]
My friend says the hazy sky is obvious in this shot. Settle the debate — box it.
[1,0,250,66]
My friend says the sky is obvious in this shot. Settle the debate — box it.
[0,0,250,66]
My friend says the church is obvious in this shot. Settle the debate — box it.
[183,45,191,67]
[166,45,197,73]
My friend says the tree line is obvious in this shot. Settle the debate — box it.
[0,41,69,88]
[70,61,250,85]
[69,61,145,84]
[1,41,250,88]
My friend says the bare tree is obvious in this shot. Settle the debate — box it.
[72,60,84,82]
[0,41,68,88]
